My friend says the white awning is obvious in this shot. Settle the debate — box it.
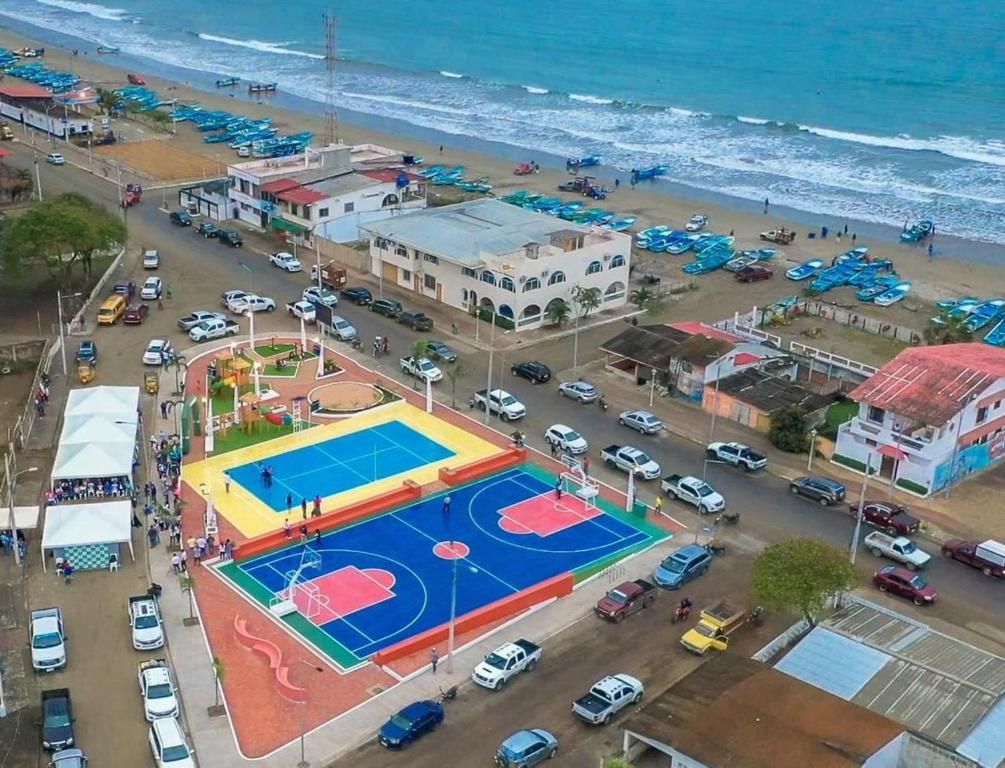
[8,506,41,530]
[64,386,139,420]
[51,442,134,482]
[59,414,136,446]
[41,500,134,571]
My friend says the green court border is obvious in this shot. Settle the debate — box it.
[214,462,667,669]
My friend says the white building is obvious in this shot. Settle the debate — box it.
[834,343,1005,496]
[361,199,631,330]
[226,145,426,243]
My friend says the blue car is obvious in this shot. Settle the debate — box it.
[653,544,712,589]
[378,700,443,748]
[495,729,559,767]
[75,340,97,364]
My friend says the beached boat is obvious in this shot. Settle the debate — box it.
[741,248,776,261]
[416,164,445,178]
[459,179,492,193]
[725,254,759,272]
[603,216,636,232]
[529,197,563,212]
[555,202,584,219]
[963,300,1005,332]
[96,45,120,54]
[984,318,1005,347]
[936,296,978,310]
[665,235,699,255]
[631,165,669,184]
[636,225,671,243]
[215,77,240,88]
[248,82,278,93]
[900,219,934,243]
[832,246,870,265]
[873,281,912,307]
[856,275,900,301]
[682,241,736,275]
[566,154,601,171]
[785,259,824,280]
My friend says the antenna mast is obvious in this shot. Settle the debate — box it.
[323,9,338,146]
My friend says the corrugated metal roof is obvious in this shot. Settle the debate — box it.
[958,698,1005,768]
[361,198,596,267]
[775,626,889,700]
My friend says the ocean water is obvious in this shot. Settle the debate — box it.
[2,0,1004,245]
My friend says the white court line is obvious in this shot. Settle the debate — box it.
[387,511,523,594]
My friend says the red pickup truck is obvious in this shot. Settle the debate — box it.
[941,539,1005,578]
[595,579,656,623]
[851,501,921,536]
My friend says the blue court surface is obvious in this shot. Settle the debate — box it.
[231,467,655,659]
[228,420,454,512]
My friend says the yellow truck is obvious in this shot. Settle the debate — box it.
[679,600,749,655]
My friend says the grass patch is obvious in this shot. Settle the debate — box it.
[820,399,858,439]
[896,477,928,495]
[262,362,300,377]
[832,453,867,472]
[212,419,311,454]
[254,343,296,357]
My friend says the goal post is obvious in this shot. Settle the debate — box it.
[561,471,599,509]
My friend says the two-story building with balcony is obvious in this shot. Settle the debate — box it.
[226,144,426,243]
[360,199,631,330]
[833,343,1005,496]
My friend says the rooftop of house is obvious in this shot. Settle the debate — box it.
[360,198,606,267]
[774,599,1005,766]
[624,654,903,768]
[850,343,1005,425]
[599,324,693,369]
[669,321,744,343]
[714,367,835,413]
[0,84,52,99]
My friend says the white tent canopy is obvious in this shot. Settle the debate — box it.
[41,500,134,571]
[64,386,139,420]
[51,442,134,482]
[59,414,136,447]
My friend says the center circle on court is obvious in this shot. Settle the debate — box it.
[433,541,470,559]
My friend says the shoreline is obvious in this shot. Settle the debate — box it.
[2,21,1005,313]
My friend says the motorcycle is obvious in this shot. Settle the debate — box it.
[436,685,458,703]
[671,602,692,624]
[598,396,608,412]
[704,540,727,556]
[715,510,740,525]
[642,273,661,285]
[746,606,764,627]
[350,336,362,351]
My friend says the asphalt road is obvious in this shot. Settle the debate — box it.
[9,144,1004,767]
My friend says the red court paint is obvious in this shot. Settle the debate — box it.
[432,541,471,559]
[285,565,395,625]
[497,493,601,537]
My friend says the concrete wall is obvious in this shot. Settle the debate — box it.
[315,237,367,273]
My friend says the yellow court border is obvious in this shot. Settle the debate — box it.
[182,401,501,538]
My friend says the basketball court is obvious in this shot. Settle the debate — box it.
[216,465,666,668]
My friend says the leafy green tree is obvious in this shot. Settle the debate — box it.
[545,298,571,326]
[2,193,126,288]
[443,358,471,408]
[179,574,197,622]
[211,656,226,709]
[571,285,602,318]
[923,310,974,345]
[97,88,123,114]
[751,538,855,625]
[769,405,809,453]
[629,286,654,308]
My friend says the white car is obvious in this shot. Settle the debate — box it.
[686,213,708,232]
[138,660,180,722]
[142,250,160,269]
[558,380,599,403]
[237,146,251,158]
[177,310,224,331]
[143,340,172,366]
[228,294,275,314]
[148,717,195,768]
[220,289,248,308]
[303,286,339,307]
[140,276,163,300]
[270,251,302,272]
[618,409,664,435]
[326,315,357,341]
[46,152,66,165]
[545,424,588,455]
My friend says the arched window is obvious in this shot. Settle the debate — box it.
[381,193,400,207]
[521,304,541,319]
[522,277,540,292]
[480,272,496,285]
[548,270,566,286]
[609,254,625,269]
[499,304,514,318]
[500,276,516,292]
[586,260,603,275]
[605,281,626,299]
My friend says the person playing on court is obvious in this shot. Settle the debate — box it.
[555,477,563,500]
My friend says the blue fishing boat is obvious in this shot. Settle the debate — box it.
[631,165,669,184]
[636,225,671,242]
[963,300,1005,332]
[417,164,445,178]
[215,77,239,88]
[696,235,734,259]
[833,246,870,265]
[725,253,759,272]
[900,219,934,243]
[529,197,563,212]
[785,259,824,280]
[682,239,735,275]
[459,179,492,193]
[566,154,601,171]
[936,295,978,310]
[665,235,698,255]
[873,281,911,306]
[602,216,636,232]
[856,275,900,301]
[556,202,584,220]
[984,318,1005,347]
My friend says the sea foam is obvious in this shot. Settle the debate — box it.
[36,0,127,21]
[197,33,323,60]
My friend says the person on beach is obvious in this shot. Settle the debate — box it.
[928,243,934,259]
[763,197,769,214]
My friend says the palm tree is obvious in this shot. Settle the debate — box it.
[97,88,123,115]
[410,339,429,390]
[545,298,571,326]
[571,285,602,318]
[211,656,226,712]
[924,310,974,345]
[179,575,198,624]
[443,358,471,408]
[629,286,655,309]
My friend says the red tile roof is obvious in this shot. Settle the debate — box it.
[0,84,52,99]
[733,351,762,366]
[850,343,1005,425]
[277,187,327,204]
[360,169,421,184]
[259,177,301,194]
[669,321,743,343]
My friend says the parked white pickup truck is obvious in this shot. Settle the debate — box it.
[30,607,67,671]
[661,474,725,514]
[128,595,165,651]
[864,531,931,570]
[471,388,526,421]
[601,445,661,480]
[286,300,316,322]
[572,674,644,725]
[400,356,443,382]
[189,317,239,342]
[472,639,541,691]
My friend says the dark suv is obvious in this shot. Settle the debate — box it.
[371,298,403,318]
[398,311,433,331]
[853,501,920,535]
[197,220,219,238]
[789,476,846,506]
[169,210,192,226]
[511,360,552,384]
[341,286,373,306]
[217,229,243,247]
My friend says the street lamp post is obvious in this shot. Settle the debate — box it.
[483,315,497,425]
[849,451,874,566]
[246,311,255,350]
[4,451,38,566]
[446,553,478,674]
[807,428,818,471]
[294,660,324,768]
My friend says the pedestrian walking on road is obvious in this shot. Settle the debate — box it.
[313,495,322,517]
[430,648,439,673]
[550,440,557,458]
[654,496,663,517]
[179,549,188,572]
[382,336,390,355]
[583,456,591,477]
[224,472,230,494]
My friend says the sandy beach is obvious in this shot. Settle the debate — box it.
[3,24,1004,334]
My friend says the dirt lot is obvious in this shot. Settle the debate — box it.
[94,140,227,182]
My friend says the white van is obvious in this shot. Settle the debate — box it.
[148,717,195,768]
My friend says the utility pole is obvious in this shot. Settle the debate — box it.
[323,10,338,146]
[849,452,873,566]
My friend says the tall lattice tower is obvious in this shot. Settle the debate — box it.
[323,10,338,146]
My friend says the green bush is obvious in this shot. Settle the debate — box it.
[896,477,928,495]
[476,307,515,330]
[769,405,809,453]
[832,453,867,472]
